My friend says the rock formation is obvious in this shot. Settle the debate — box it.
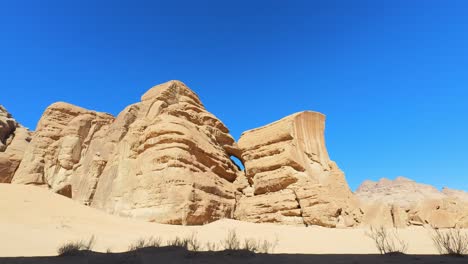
[234,112,363,227]
[7,80,466,228]
[12,81,243,225]
[356,177,468,228]
[0,105,31,183]
[12,102,115,189]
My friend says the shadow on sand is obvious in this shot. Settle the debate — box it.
[0,247,466,264]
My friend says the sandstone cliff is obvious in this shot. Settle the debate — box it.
[234,112,362,227]
[0,105,31,183]
[8,80,466,228]
[356,177,468,228]
[12,81,243,225]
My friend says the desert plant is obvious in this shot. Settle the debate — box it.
[431,227,468,257]
[167,236,189,248]
[221,229,240,250]
[146,237,163,247]
[128,237,162,251]
[186,232,201,252]
[205,241,218,251]
[257,236,279,254]
[366,226,408,255]
[128,238,146,251]
[243,238,259,252]
[57,235,95,256]
[242,237,279,254]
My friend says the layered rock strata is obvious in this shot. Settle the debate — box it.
[234,112,362,227]
[12,81,243,225]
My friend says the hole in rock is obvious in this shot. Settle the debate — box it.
[230,156,244,171]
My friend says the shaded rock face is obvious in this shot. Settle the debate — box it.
[357,177,468,228]
[0,105,32,183]
[234,112,362,227]
[12,81,243,225]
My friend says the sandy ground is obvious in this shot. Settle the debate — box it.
[0,183,466,260]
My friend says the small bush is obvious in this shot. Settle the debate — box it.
[431,228,468,257]
[366,226,408,255]
[57,235,95,256]
[128,237,163,251]
[186,232,201,252]
[167,236,189,248]
[205,241,218,251]
[258,237,279,254]
[221,229,240,250]
[242,237,278,253]
[243,238,258,252]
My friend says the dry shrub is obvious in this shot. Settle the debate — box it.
[167,236,186,248]
[257,237,279,254]
[57,235,95,256]
[431,228,468,257]
[366,226,408,255]
[243,238,258,252]
[128,236,162,251]
[186,232,201,252]
[221,229,241,250]
[204,241,218,251]
[242,237,278,254]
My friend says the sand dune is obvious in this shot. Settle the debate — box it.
[2,184,465,258]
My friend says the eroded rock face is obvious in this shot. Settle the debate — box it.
[12,81,243,225]
[0,105,32,183]
[86,81,242,225]
[12,80,465,228]
[12,102,115,189]
[235,112,362,227]
[357,177,468,228]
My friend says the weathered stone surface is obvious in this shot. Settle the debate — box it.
[235,111,362,227]
[357,177,468,228]
[9,80,466,228]
[86,81,242,224]
[12,102,114,191]
[12,81,243,225]
[0,105,32,183]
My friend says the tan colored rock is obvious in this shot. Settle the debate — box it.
[356,177,445,209]
[442,187,468,202]
[235,111,362,227]
[0,105,32,183]
[87,81,242,224]
[356,177,468,228]
[12,102,114,191]
[12,81,243,225]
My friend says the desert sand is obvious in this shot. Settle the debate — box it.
[1,183,465,259]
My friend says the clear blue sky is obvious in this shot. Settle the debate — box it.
[1,1,467,191]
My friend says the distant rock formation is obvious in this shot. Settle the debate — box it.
[235,112,362,227]
[356,177,468,228]
[0,105,31,183]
